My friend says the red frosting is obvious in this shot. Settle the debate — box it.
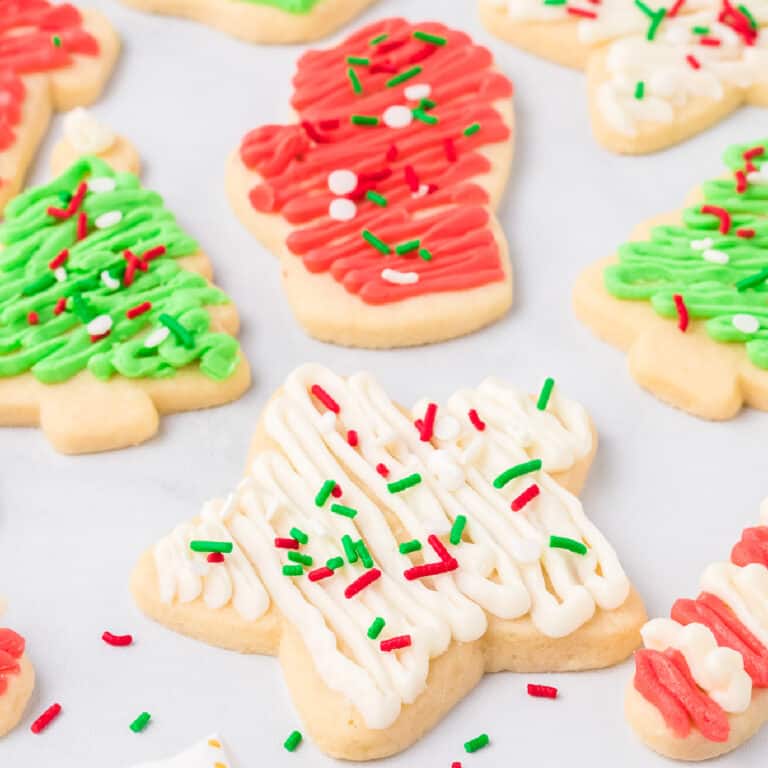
[0,628,25,696]
[731,526,768,568]
[0,0,99,153]
[239,18,513,305]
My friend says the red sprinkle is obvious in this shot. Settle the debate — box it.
[418,403,438,442]
[686,54,701,69]
[207,552,225,563]
[376,463,390,477]
[30,703,62,734]
[54,297,67,315]
[673,293,689,332]
[567,6,597,18]
[48,248,69,270]
[701,204,732,234]
[737,228,756,239]
[444,137,457,162]
[308,566,334,582]
[404,165,420,193]
[376,37,406,54]
[511,484,540,512]
[275,537,300,550]
[126,301,152,319]
[452,763,463,768]
[699,36,722,46]
[318,118,340,131]
[386,143,399,162]
[528,683,558,699]
[744,146,765,161]
[468,408,486,431]
[102,631,133,647]
[668,0,686,16]
[331,484,343,498]
[347,429,359,447]
[403,534,458,581]
[47,182,87,219]
[735,169,748,194]
[344,568,382,599]
[408,44,438,64]
[76,211,88,240]
[380,635,412,652]
[142,245,166,262]
[27,311,39,325]
[310,384,340,414]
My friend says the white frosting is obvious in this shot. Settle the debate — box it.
[152,365,628,730]
[63,108,116,155]
[128,734,231,768]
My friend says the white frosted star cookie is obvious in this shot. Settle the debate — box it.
[132,363,646,761]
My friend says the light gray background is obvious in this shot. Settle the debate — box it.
[1,1,767,765]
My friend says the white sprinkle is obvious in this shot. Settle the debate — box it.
[411,183,430,199]
[383,105,413,129]
[101,270,120,290]
[95,210,123,229]
[691,237,714,251]
[144,326,170,348]
[702,248,729,264]
[404,83,431,101]
[382,268,418,285]
[86,314,112,336]
[329,198,357,221]
[328,169,357,195]
[434,415,460,442]
[732,314,760,334]
[54,267,67,282]
[88,177,116,193]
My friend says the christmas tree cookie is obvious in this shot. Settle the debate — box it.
[626,498,768,761]
[132,364,646,760]
[227,18,515,348]
[0,624,34,738]
[118,0,376,44]
[479,0,768,154]
[0,0,120,212]
[0,130,250,454]
[575,137,768,419]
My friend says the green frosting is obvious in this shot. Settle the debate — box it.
[604,138,768,369]
[0,157,240,384]
[236,0,320,12]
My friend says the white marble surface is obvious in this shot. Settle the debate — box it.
[1,0,767,766]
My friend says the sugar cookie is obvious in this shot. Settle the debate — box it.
[0,626,34,738]
[128,734,233,767]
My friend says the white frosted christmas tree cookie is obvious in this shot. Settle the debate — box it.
[128,734,234,768]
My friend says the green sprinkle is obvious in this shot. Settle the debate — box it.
[129,712,151,733]
[331,503,358,519]
[367,617,386,639]
[366,190,388,207]
[315,479,336,507]
[370,33,388,45]
[634,81,645,100]
[355,539,374,568]
[736,267,768,292]
[288,551,313,567]
[464,734,490,753]
[493,459,542,489]
[537,377,555,411]
[159,313,195,349]
[387,66,422,88]
[413,30,447,46]
[399,539,422,554]
[290,527,308,545]
[550,535,588,556]
[387,473,422,494]
[362,229,392,254]
[692,25,710,35]
[463,122,481,137]
[450,515,467,545]
[395,239,420,255]
[52,35,62,47]
[190,540,233,553]
[739,4,758,28]
[284,730,303,752]
[326,556,344,570]
[543,0,566,4]
[634,1,667,40]
[283,565,304,577]
[351,114,379,126]
[347,56,370,66]
[413,108,438,125]
[348,68,363,94]
[22,273,56,296]
[419,97,436,110]
[418,247,433,261]
[342,534,358,564]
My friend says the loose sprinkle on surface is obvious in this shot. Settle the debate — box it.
[102,631,133,647]
[528,683,558,699]
[284,730,303,752]
[31,704,62,734]
[331,503,358,519]
[464,733,490,753]
[129,712,151,733]
[344,568,382,598]
[315,479,337,507]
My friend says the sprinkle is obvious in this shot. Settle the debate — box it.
[468,408,486,431]
[370,33,388,45]
[382,268,418,285]
[735,169,748,194]
[328,168,357,194]
[699,36,721,46]
[347,429,359,446]
[31,704,62,734]
[102,631,133,647]
[413,30,447,46]
[528,684,558,699]
[88,177,116,193]
[348,68,363,94]
[536,377,555,410]
[634,81,645,100]
[673,293,689,332]
[283,565,304,577]
[348,56,369,66]
[701,204,732,234]
[736,267,768,292]
[494,459,542,488]
[399,539,422,554]
[376,463,390,477]
[342,534,359,563]
[284,730,302,752]
[48,249,68,270]
[366,190,388,207]
[368,617,386,639]
[386,143,399,161]
[702,248,729,264]
[464,734,490,753]
[190,540,233,553]
[329,198,356,221]
[52,34,61,47]
[27,311,39,325]
[387,66,422,88]
[355,539,374,568]
[129,712,151,733]
[290,527,308,545]
[307,386,340,417]
[413,108,438,125]
[126,301,152,319]
[54,267,67,283]
[87,314,112,338]
[417,403,438,441]
[315,479,337,507]
[309,566,334,582]
[737,228,756,239]
[511,484,540,512]
[54,297,67,315]
[567,5,597,18]
[686,54,701,69]
[404,83,432,101]
[450,515,467,545]
[419,247,433,261]
[95,210,122,229]
[344,568,381,598]
[403,535,458,580]
[463,123,480,137]
[383,105,413,128]
[395,239,420,255]
[351,115,379,126]
[332,484,343,498]
[388,473,422,493]
[159,313,195,349]
[331,503,358,519]
[77,210,88,240]
[288,551,313,567]
[380,635,412,652]
[143,327,169,348]
[326,556,344,570]
[733,314,760,334]
[550,535,588,555]
[207,552,225,563]
[363,229,392,254]
[101,270,120,290]
[452,763,462,768]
